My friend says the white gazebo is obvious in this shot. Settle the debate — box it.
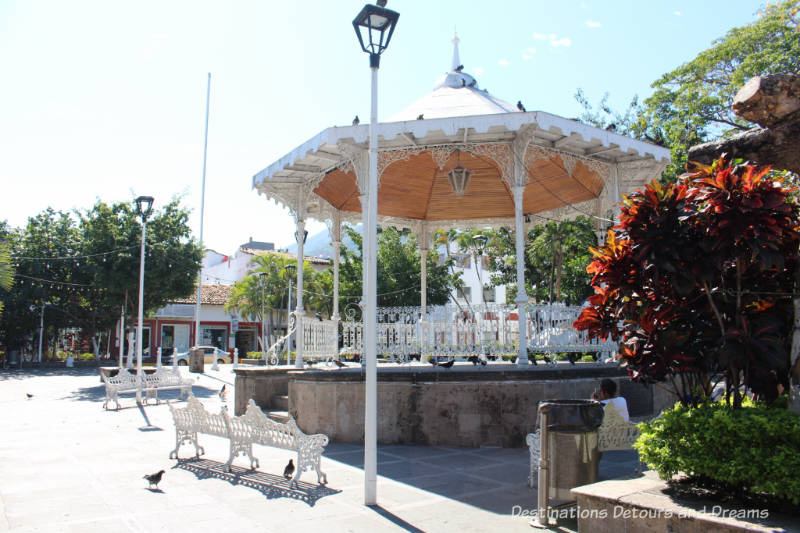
[252,35,670,366]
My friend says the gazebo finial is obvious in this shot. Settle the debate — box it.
[451,30,461,72]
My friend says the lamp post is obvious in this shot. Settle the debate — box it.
[285,263,295,366]
[259,271,267,361]
[352,0,399,507]
[134,195,154,404]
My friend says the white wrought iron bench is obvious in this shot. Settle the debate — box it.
[526,402,642,487]
[101,367,193,410]
[168,395,329,488]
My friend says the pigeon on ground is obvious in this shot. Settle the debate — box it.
[353,115,360,126]
[26,393,33,399]
[315,312,323,322]
[416,114,424,120]
[143,469,165,489]
[283,459,295,479]
[218,384,227,400]
[438,359,455,368]
[333,359,347,368]
[517,100,526,112]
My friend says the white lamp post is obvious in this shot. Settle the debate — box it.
[135,195,154,404]
[352,0,399,507]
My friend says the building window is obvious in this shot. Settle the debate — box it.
[200,326,227,350]
[483,287,496,303]
[458,286,472,302]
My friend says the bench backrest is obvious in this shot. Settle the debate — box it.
[598,402,640,451]
[239,399,301,451]
[102,369,138,387]
[143,367,189,387]
[169,395,229,438]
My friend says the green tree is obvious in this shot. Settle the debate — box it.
[484,217,596,305]
[0,199,202,356]
[0,234,16,315]
[339,225,456,314]
[577,0,800,181]
[224,253,309,350]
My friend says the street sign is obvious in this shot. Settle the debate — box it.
[231,317,239,333]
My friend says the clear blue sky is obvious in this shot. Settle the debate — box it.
[0,0,766,254]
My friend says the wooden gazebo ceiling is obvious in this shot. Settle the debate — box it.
[313,150,605,221]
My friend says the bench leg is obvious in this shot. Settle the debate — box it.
[227,440,259,472]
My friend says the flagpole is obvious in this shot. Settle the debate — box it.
[194,73,211,347]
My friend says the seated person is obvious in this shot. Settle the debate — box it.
[591,378,629,422]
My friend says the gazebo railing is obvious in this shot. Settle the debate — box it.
[301,318,339,361]
[332,302,617,361]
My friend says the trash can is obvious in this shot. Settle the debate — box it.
[189,347,204,373]
[535,399,604,525]
[7,350,20,368]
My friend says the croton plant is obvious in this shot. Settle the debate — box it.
[574,157,800,407]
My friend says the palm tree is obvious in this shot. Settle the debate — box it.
[0,239,14,315]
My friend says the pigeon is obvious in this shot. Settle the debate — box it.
[218,384,227,400]
[605,123,617,132]
[376,0,387,6]
[143,469,165,489]
[26,393,33,399]
[416,114,424,120]
[315,312,323,322]
[283,459,295,479]
[333,359,347,368]
[517,101,526,112]
[455,64,464,72]
[352,115,360,126]
[438,359,455,368]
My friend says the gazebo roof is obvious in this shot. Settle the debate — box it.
[253,35,670,228]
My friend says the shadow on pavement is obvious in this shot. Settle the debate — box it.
[321,443,642,518]
[0,366,101,381]
[174,458,340,506]
[59,383,220,405]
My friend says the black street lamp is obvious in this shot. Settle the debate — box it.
[352,2,400,68]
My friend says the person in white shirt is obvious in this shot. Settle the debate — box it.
[591,378,629,422]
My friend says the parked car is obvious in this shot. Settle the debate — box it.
[173,346,231,366]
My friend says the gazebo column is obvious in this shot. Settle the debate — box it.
[420,249,428,316]
[332,241,342,320]
[294,218,306,368]
[329,210,342,321]
[512,185,529,365]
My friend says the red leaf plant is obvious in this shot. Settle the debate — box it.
[575,158,800,407]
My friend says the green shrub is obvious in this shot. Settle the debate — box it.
[76,352,95,361]
[635,401,800,503]
[245,351,263,359]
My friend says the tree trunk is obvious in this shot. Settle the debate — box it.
[688,74,800,174]
[733,74,800,128]
[790,261,800,414]
[688,122,800,174]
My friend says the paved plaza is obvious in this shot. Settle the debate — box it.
[0,366,641,532]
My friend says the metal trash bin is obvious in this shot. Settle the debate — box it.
[534,399,604,527]
[7,350,20,368]
[189,347,204,373]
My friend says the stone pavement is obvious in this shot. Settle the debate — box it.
[0,366,641,532]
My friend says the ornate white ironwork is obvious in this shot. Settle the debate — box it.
[429,144,459,169]
[526,429,541,488]
[468,142,513,182]
[526,303,617,360]
[337,302,617,361]
[169,395,329,487]
[301,319,339,361]
[101,367,193,410]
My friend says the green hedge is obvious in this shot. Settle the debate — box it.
[635,401,800,504]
